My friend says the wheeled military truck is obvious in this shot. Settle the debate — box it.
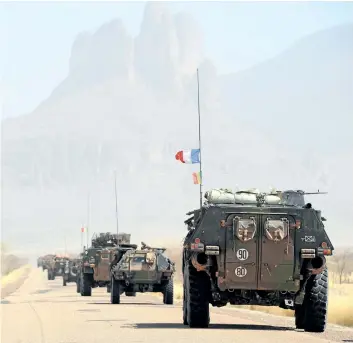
[78,232,131,296]
[182,188,334,332]
[41,254,55,272]
[47,255,67,280]
[62,257,80,286]
[110,242,175,304]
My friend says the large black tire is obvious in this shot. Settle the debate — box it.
[63,277,67,287]
[110,276,121,304]
[48,270,54,280]
[80,273,92,296]
[302,268,328,333]
[125,291,136,297]
[185,261,210,328]
[163,279,174,305]
[107,284,111,293]
[183,279,188,325]
[294,304,305,329]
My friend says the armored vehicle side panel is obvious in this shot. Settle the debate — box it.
[93,248,115,282]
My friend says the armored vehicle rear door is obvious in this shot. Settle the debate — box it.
[94,250,110,281]
[224,213,296,291]
[224,214,258,289]
[258,214,296,291]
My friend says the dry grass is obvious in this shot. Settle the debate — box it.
[0,264,31,288]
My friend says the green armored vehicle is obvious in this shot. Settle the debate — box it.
[62,256,80,286]
[47,255,68,280]
[78,232,131,296]
[182,188,334,332]
[41,254,55,272]
[110,241,175,304]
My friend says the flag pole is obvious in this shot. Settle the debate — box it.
[81,223,83,251]
[87,192,90,247]
[197,68,203,210]
[114,170,119,237]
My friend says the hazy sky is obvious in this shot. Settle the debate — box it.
[1,1,353,119]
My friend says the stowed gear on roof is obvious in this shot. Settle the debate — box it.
[204,188,326,207]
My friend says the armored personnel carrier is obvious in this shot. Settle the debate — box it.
[62,256,80,286]
[110,242,175,304]
[78,232,131,296]
[182,188,334,332]
[47,255,67,280]
[41,254,55,272]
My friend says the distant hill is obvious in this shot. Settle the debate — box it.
[1,3,352,254]
[219,23,353,155]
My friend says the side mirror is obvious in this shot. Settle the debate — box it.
[321,217,327,221]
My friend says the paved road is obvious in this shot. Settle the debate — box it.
[1,268,352,343]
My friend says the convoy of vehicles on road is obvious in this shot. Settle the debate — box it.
[38,188,334,333]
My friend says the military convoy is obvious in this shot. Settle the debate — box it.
[182,188,333,332]
[36,187,334,333]
[110,241,175,304]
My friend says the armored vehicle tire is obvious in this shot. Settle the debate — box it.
[184,261,210,328]
[125,292,136,297]
[183,280,188,325]
[63,277,67,286]
[110,276,121,304]
[163,279,174,305]
[76,279,81,293]
[302,268,328,333]
[294,305,305,329]
[80,274,92,296]
[107,285,111,293]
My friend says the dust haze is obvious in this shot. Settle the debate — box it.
[1,2,353,263]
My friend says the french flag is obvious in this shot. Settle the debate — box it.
[175,149,200,164]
